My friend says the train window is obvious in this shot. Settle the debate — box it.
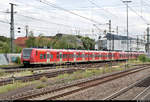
[93,54,95,58]
[81,54,83,58]
[22,48,33,59]
[99,54,101,57]
[87,54,89,58]
[57,53,59,59]
[47,54,50,59]
[60,54,62,59]
[64,54,66,58]
[63,54,65,58]
[120,54,121,57]
[40,54,43,59]
[79,54,81,58]
[100,55,103,57]
[51,54,53,59]
[89,54,91,58]
[43,54,46,59]
[70,54,72,58]
[71,54,73,58]
[77,54,79,58]
[73,54,76,58]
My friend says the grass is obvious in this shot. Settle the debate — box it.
[0,80,38,94]
[0,70,33,79]
[0,69,5,77]
[56,69,104,82]
[36,83,47,89]
[56,59,145,83]
[40,76,48,82]
[0,64,22,68]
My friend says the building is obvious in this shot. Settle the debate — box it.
[95,33,146,52]
[14,37,28,48]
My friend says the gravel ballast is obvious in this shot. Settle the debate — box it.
[0,66,149,100]
[59,67,150,100]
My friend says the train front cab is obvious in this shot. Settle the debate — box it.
[21,48,35,66]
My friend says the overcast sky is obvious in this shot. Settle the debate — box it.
[0,0,150,39]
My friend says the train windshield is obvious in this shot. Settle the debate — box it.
[22,48,33,59]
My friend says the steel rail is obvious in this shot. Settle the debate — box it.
[133,85,150,100]
[13,65,150,100]
[103,75,150,100]
[0,68,83,86]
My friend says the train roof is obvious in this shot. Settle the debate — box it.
[22,48,143,54]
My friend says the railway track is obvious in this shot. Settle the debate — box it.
[0,61,124,86]
[103,75,150,100]
[0,61,147,87]
[12,64,150,100]
[0,68,84,86]
[1,61,127,73]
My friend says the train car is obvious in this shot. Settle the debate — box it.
[21,48,143,66]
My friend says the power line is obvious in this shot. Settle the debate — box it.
[35,0,103,25]
[12,3,92,29]
[120,0,150,24]
[15,12,97,33]
[87,0,118,18]
[0,20,9,24]
[13,0,94,25]
[15,13,74,28]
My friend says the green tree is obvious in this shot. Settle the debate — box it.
[81,37,95,50]
[25,32,36,48]
[138,54,147,63]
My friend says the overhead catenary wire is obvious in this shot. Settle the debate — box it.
[0,20,9,24]
[11,1,95,33]
[10,0,129,35]
[15,14,95,33]
[1,7,90,31]
[120,0,150,25]
[15,13,74,28]
[35,0,103,25]
[11,0,93,26]
[87,0,119,19]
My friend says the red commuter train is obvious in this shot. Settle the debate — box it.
[21,48,143,66]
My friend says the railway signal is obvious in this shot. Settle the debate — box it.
[17,27,21,33]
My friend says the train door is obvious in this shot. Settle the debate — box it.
[60,52,62,63]
[92,52,94,61]
[82,52,85,61]
[74,52,76,62]
[47,52,50,63]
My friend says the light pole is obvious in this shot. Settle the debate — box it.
[123,0,132,69]
[123,0,132,52]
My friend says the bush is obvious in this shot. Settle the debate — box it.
[15,57,21,64]
[0,69,5,76]
[40,76,48,82]
[36,84,46,89]
[138,55,147,63]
